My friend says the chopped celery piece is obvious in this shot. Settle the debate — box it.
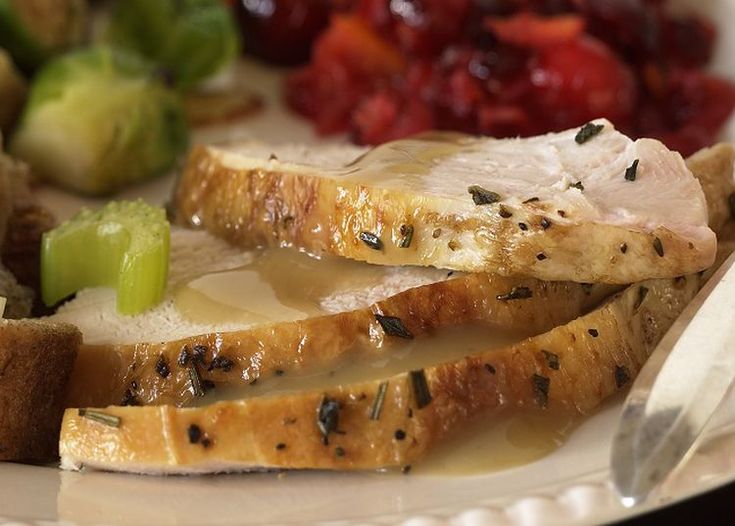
[41,200,170,315]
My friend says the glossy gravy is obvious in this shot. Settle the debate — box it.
[335,132,476,187]
[190,321,577,475]
[414,410,578,475]
[174,248,395,325]
[194,324,529,403]
[175,245,577,476]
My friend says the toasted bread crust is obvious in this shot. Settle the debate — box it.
[175,145,721,284]
[686,143,735,232]
[0,146,56,308]
[0,320,81,461]
[65,274,617,408]
[60,273,699,473]
[2,203,55,294]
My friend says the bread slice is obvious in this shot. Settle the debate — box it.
[0,141,56,313]
[57,226,615,408]
[685,143,735,233]
[0,264,32,318]
[59,271,701,473]
[0,319,81,461]
[174,120,716,284]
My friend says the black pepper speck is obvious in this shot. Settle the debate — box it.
[531,374,550,408]
[155,355,170,378]
[653,237,664,257]
[178,347,190,366]
[121,389,139,407]
[208,356,234,372]
[541,350,560,370]
[188,424,202,444]
[192,344,207,364]
[615,365,631,388]
[359,231,383,250]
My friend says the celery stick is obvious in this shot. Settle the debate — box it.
[41,200,169,315]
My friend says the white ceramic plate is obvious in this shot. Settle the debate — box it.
[5,1,735,524]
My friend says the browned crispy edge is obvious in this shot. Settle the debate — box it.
[174,145,718,284]
[66,275,617,408]
[0,320,81,461]
[60,273,698,472]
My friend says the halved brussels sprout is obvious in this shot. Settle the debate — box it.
[0,49,26,132]
[10,46,189,195]
[0,0,88,71]
[105,0,240,90]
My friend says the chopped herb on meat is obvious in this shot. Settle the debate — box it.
[78,409,121,428]
[624,159,640,181]
[317,397,340,445]
[359,231,383,250]
[468,185,501,205]
[653,237,664,257]
[497,286,533,301]
[575,122,604,144]
[398,224,414,248]
[375,314,414,339]
[410,369,432,409]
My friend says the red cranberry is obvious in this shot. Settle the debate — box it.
[236,0,331,65]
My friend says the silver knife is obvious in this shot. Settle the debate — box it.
[611,251,735,507]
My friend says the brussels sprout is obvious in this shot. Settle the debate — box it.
[0,49,26,132]
[10,46,189,196]
[105,0,240,90]
[0,0,88,71]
